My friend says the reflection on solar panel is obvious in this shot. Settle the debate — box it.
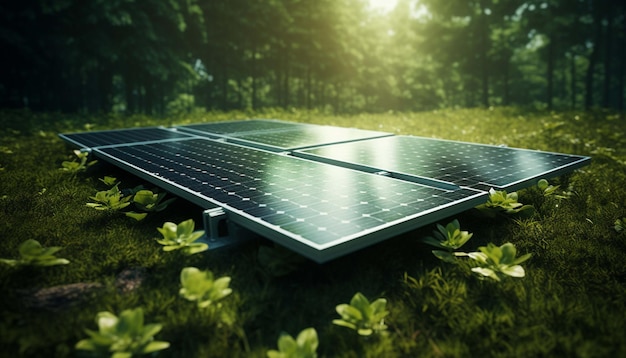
[59,119,590,262]
[177,120,391,151]
[296,136,590,191]
[59,127,194,148]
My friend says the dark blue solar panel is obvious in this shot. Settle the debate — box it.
[94,138,485,260]
[297,136,591,191]
[59,127,193,148]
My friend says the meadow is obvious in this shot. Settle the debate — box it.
[0,107,625,357]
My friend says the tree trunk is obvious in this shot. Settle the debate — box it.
[585,4,604,110]
[603,9,612,108]
[546,37,555,110]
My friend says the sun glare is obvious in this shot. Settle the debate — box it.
[368,0,398,13]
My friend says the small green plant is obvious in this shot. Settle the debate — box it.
[86,184,132,211]
[155,219,208,255]
[132,189,176,212]
[99,175,118,186]
[75,307,170,357]
[537,178,571,200]
[421,219,473,263]
[615,218,625,233]
[179,266,233,308]
[468,242,532,282]
[60,149,97,173]
[475,188,534,217]
[267,328,318,358]
[333,292,389,336]
[0,239,70,267]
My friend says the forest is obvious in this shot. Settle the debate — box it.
[1,0,625,115]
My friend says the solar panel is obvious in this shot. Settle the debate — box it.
[59,127,194,148]
[58,119,590,262]
[177,120,391,151]
[296,136,591,191]
[93,138,485,262]
[178,119,303,135]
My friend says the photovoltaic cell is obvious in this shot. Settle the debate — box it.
[59,127,193,148]
[297,136,591,191]
[93,138,485,261]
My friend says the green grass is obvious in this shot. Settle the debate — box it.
[1,107,625,357]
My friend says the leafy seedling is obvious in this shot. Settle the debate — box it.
[86,184,132,211]
[133,189,176,212]
[475,188,534,218]
[75,307,170,357]
[179,267,233,308]
[537,178,571,200]
[468,242,532,282]
[0,239,70,267]
[60,150,97,174]
[267,328,318,358]
[421,219,473,263]
[155,219,208,255]
[99,175,118,186]
[614,218,625,233]
[333,292,389,336]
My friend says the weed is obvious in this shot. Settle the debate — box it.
[179,266,233,309]
[155,219,208,255]
[59,150,97,174]
[0,239,70,267]
[421,219,473,263]
[468,242,532,281]
[267,327,318,358]
[75,307,170,356]
[475,188,535,218]
[333,292,389,336]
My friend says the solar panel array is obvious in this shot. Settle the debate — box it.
[59,119,590,262]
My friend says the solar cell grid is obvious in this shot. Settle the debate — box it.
[94,138,484,254]
[59,127,192,148]
[179,119,303,135]
[228,126,391,151]
[298,136,590,191]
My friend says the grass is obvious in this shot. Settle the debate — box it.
[0,107,625,357]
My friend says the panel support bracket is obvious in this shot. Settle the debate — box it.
[202,207,255,249]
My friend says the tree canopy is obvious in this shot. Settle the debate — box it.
[1,0,624,114]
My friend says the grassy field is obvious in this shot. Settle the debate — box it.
[0,107,625,357]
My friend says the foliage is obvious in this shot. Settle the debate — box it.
[468,242,532,282]
[333,292,389,336]
[132,189,176,213]
[421,219,473,263]
[537,178,571,200]
[99,176,118,186]
[179,267,232,309]
[86,184,132,212]
[75,308,170,357]
[155,219,208,255]
[267,328,318,358]
[615,218,625,233]
[475,188,535,217]
[0,239,70,267]
[60,150,97,174]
